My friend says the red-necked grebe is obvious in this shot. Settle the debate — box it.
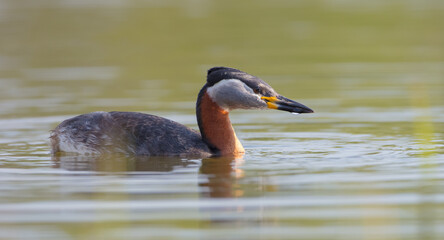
[50,67,314,157]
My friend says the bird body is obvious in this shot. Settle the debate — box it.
[50,67,313,157]
[51,111,212,157]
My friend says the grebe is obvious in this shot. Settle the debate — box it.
[50,67,313,157]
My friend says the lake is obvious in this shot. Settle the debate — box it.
[0,0,443,239]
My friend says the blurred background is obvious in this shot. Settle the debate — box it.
[0,0,443,240]
[1,0,443,118]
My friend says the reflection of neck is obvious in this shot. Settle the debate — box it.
[199,157,244,198]
[197,92,244,156]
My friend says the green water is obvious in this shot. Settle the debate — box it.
[1,0,443,239]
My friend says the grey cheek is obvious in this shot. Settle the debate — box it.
[256,100,268,109]
[234,94,267,110]
[252,97,268,109]
[212,83,266,110]
[213,89,239,110]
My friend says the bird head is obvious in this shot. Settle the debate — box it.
[205,67,314,114]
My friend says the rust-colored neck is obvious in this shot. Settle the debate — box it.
[197,92,244,156]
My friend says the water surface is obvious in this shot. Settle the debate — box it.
[1,1,443,239]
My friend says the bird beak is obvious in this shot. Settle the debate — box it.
[261,96,314,113]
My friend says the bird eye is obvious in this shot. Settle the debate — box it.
[253,88,260,94]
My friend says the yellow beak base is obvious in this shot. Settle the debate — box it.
[261,96,279,109]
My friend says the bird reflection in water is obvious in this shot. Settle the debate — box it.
[52,154,197,172]
[52,154,244,198]
[199,157,245,198]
